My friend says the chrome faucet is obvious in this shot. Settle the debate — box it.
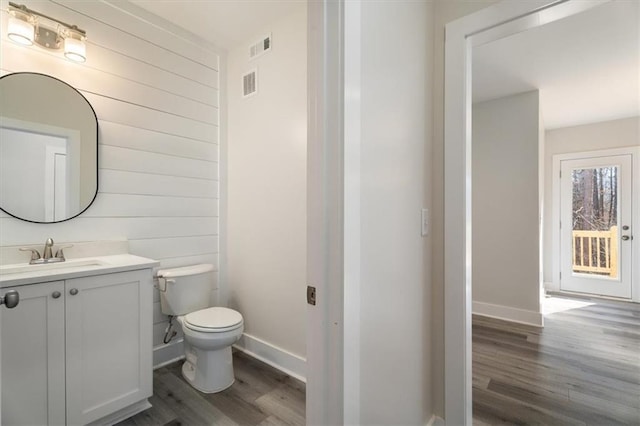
[43,238,54,260]
[19,238,73,265]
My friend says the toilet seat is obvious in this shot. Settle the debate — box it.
[184,307,243,333]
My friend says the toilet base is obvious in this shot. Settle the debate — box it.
[181,341,235,393]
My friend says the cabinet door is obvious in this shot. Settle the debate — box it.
[65,270,152,426]
[1,282,66,426]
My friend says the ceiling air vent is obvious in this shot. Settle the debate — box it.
[249,34,271,60]
[242,69,257,98]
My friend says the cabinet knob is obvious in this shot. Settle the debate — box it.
[0,290,20,309]
[69,288,79,296]
[52,291,61,299]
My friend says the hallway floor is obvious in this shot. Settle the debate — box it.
[473,294,640,425]
[117,351,305,426]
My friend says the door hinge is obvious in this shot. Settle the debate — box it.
[560,272,562,280]
[307,285,316,306]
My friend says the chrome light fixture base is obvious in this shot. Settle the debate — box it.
[35,25,63,50]
[7,2,87,62]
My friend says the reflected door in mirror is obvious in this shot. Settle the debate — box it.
[0,72,97,223]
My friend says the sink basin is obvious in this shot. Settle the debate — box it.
[0,249,159,287]
[0,258,108,275]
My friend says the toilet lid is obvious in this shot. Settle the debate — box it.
[184,307,243,330]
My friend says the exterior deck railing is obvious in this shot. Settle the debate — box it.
[572,226,618,277]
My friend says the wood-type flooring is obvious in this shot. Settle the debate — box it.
[473,294,640,425]
[118,294,638,426]
[116,351,305,426]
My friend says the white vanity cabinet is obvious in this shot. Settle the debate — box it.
[0,280,66,426]
[1,268,154,426]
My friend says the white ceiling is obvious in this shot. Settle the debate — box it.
[132,1,637,130]
[473,0,639,130]
[131,0,305,49]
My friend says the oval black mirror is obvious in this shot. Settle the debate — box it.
[0,72,98,223]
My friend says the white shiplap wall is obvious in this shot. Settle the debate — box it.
[0,0,221,365]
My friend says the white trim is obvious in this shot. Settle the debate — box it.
[343,0,361,424]
[426,414,445,426]
[473,301,543,327]
[307,1,345,424]
[234,333,306,383]
[218,47,228,307]
[544,281,559,292]
[444,1,612,424]
[153,334,307,385]
[44,144,67,222]
[633,147,639,303]
[551,146,640,302]
[86,400,152,426]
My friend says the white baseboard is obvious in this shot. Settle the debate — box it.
[473,301,543,327]
[545,281,559,292]
[88,399,151,426]
[154,334,307,383]
[234,333,306,383]
[153,338,184,369]
[426,414,445,426]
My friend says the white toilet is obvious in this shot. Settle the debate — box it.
[156,264,243,393]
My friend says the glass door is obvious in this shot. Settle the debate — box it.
[560,155,633,298]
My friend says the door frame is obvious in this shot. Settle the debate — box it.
[551,147,640,302]
[444,0,611,424]
[306,1,346,424]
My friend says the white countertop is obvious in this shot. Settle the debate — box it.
[0,254,159,288]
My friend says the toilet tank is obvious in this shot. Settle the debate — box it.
[156,264,215,316]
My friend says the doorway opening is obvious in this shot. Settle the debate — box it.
[445,0,639,423]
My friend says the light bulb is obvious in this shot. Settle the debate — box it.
[8,15,34,46]
[64,36,86,62]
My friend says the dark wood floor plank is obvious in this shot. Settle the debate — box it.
[568,388,640,424]
[232,352,290,401]
[476,349,640,410]
[257,415,289,426]
[155,371,239,426]
[124,393,179,426]
[202,385,269,425]
[474,295,640,425]
[474,330,640,386]
[473,387,586,426]
[255,382,306,426]
[118,352,305,426]
[487,379,629,425]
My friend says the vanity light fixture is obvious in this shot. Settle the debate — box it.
[63,27,86,62]
[7,2,87,63]
[7,6,34,45]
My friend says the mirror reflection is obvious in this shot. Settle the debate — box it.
[0,72,98,223]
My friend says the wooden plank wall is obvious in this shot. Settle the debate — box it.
[0,0,221,365]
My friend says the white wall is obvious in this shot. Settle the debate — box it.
[472,91,542,324]
[355,1,434,423]
[225,5,307,372]
[543,116,640,283]
[0,0,221,366]
[431,0,500,416]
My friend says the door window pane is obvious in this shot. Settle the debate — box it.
[571,166,619,278]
